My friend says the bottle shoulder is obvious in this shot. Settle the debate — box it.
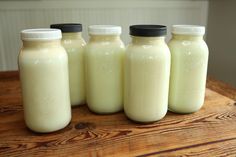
[62,39,86,48]
[86,40,125,51]
[126,42,170,53]
[19,45,68,60]
[168,40,209,60]
[168,38,207,47]
[168,38,208,53]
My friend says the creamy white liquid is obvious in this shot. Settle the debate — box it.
[168,34,209,113]
[124,37,170,122]
[19,40,71,133]
[62,33,86,106]
[85,35,125,114]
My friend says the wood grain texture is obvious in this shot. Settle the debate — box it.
[207,76,236,100]
[0,71,236,157]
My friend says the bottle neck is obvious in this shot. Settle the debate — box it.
[62,32,83,40]
[172,34,204,41]
[89,35,121,42]
[131,36,166,45]
[22,40,61,48]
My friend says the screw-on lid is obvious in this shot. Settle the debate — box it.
[172,25,205,35]
[21,28,62,41]
[130,25,167,37]
[88,25,121,35]
[50,23,82,33]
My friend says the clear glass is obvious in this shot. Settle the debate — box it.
[168,34,209,113]
[124,36,171,122]
[18,40,71,133]
[61,32,86,106]
[85,35,125,114]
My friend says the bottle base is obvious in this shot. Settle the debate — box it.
[124,111,166,124]
[88,107,123,115]
[26,117,71,133]
[168,107,201,114]
[126,117,161,124]
[71,100,86,107]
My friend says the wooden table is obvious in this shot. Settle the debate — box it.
[0,71,236,157]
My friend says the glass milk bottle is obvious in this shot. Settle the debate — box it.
[18,29,71,133]
[51,23,86,106]
[85,25,125,114]
[168,25,209,113]
[124,25,171,123]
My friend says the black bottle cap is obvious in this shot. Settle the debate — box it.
[130,25,167,37]
[50,23,82,33]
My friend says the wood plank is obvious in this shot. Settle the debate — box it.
[0,71,236,156]
[207,76,236,100]
[140,138,236,157]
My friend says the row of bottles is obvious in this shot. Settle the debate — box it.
[18,24,208,132]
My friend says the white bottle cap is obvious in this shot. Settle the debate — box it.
[21,28,62,41]
[88,25,122,35]
[172,25,205,35]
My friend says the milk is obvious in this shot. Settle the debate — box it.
[61,33,86,106]
[85,34,125,114]
[19,32,71,133]
[124,35,170,122]
[168,34,209,113]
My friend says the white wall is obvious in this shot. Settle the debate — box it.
[0,0,209,71]
[207,0,236,87]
